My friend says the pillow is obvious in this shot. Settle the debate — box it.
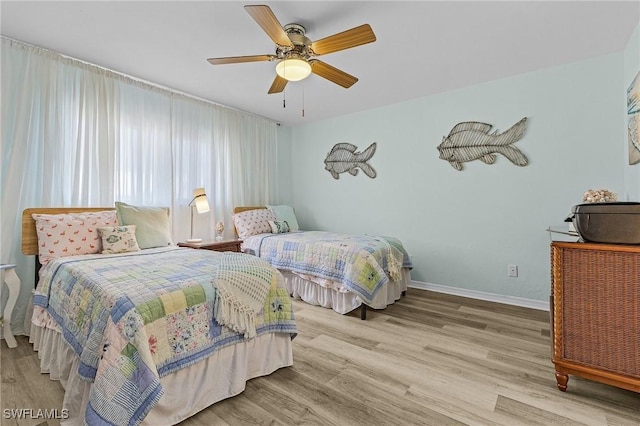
[97,225,140,254]
[115,202,173,249]
[32,211,118,265]
[267,205,300,231]
[233,209,277,238]
[268,220,290,234]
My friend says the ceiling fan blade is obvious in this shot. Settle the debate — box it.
[268,75,288,94]
[311,24,376,55]
[244,5,293,47]
[310,60,358,88]
[207,54,276,65]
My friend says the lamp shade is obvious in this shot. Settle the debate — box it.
[191,187,210,213]
[275,57,312,82]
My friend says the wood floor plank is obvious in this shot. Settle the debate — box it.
[493,386,632,426]
[494,394,588,426]
[2,289,638,426]
[327,368,466,425]
[404,383,517,426]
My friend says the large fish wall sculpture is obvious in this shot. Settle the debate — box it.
[324,142,377,179]
[437,117,529,171]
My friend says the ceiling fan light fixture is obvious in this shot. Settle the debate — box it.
[276,57,312,81]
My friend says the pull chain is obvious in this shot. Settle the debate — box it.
[302,86,305,117]
[282,61,287,108]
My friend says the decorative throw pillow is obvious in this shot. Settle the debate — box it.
[267,205,300,231]
[268,220,290,234]
[233,209,277,238]
[32,211,118,265]
[97,225,140,254]
[115,202,173,249]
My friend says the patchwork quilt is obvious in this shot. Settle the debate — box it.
[33,247,296,426]
[242,231,412,304]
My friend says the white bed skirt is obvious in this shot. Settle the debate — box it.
[281,268,411,315]
[29,324,293,425]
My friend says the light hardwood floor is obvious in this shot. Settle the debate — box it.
[2,289,639,425]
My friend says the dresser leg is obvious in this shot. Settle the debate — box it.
[555,370,568,392]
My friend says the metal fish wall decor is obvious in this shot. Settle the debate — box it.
[324,142,377,179]
[437,117,529,171]
[628,70,640,165]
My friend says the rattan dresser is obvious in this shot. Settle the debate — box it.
[550,241,640,393]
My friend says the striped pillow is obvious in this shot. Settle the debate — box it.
[268,220,290,234]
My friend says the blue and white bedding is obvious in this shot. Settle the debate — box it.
[241,231,412,305]
[32,247,297,426]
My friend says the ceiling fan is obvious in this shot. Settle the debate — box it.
[207,5,377,94]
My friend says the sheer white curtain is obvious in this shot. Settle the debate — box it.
[170,94,278,242]
[0,37,279,335]
[211,101,278,237]
[171,96,219,241]
[115,83,173,206]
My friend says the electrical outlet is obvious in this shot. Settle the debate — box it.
[508,264,518,277]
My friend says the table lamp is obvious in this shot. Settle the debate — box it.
[188,187,210,242]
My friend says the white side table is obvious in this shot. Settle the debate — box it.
[0,264,20,348]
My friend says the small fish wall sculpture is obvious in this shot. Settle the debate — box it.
[324,142,377,179]
[437,117,529,171]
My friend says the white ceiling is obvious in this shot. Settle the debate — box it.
[2,1,638,127]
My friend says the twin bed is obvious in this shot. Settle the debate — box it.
[232,206,412,320]
[22,207,297,425]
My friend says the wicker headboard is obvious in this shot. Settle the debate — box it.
[232,206,266,215]
[21,207,116,255]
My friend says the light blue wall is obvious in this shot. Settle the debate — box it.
[282,52,629,303]
[275,124,293,205]
[624,21,640,200]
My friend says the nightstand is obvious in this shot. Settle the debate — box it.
[177,239,243,253]
[1,264,20,348]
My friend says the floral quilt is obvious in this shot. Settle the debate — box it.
[242,231,412,304]
[33,247,296,426]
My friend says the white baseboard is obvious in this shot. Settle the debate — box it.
[409,280,549,311]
